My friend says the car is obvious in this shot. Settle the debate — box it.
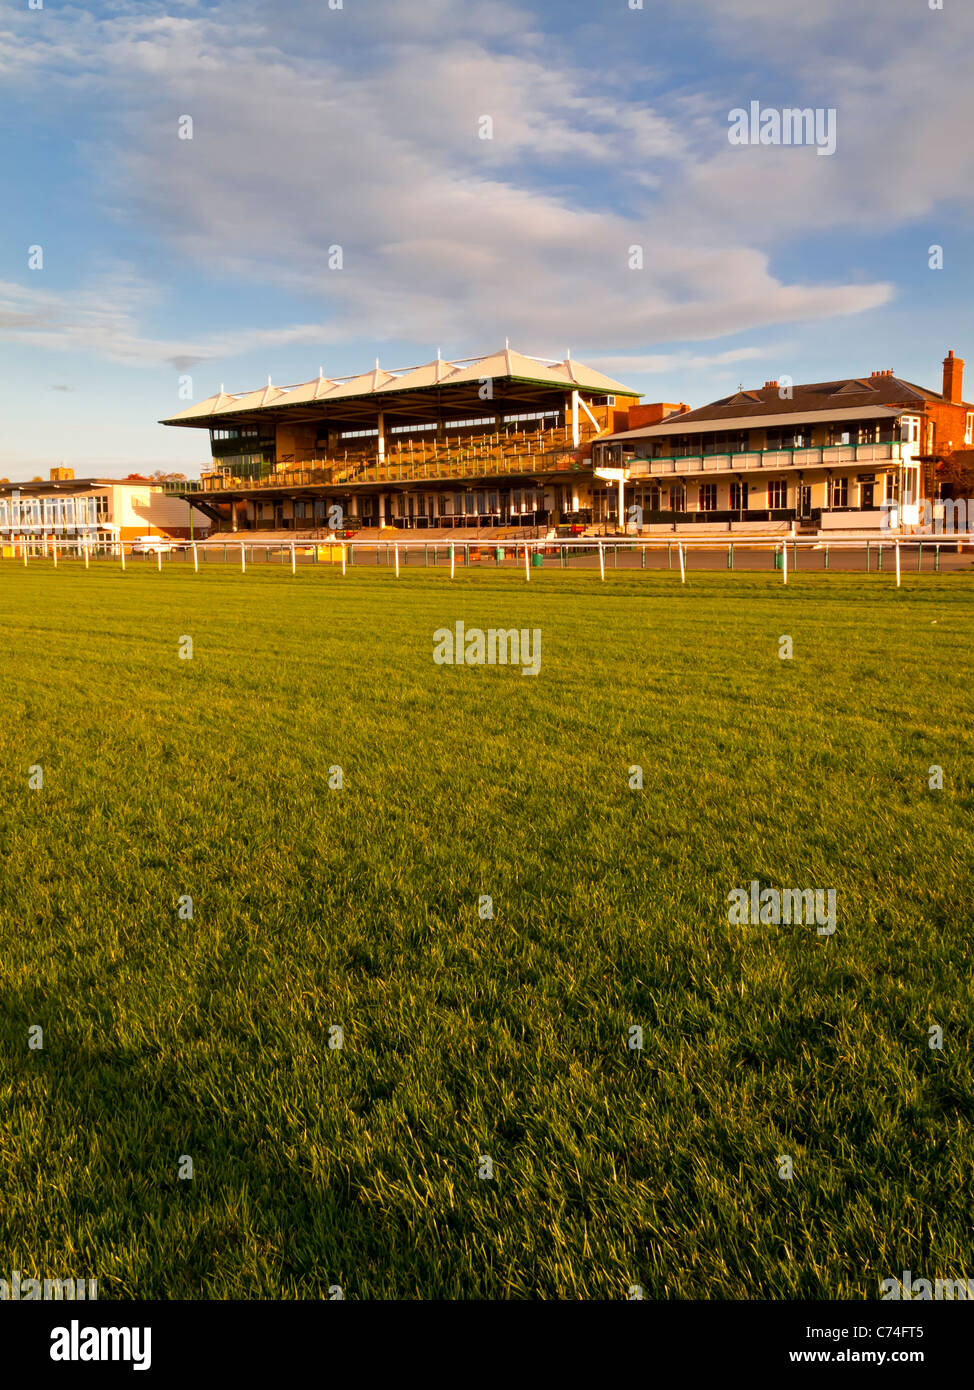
[130,535,176,554]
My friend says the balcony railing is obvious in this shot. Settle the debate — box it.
[197,445,592,492]
[628,442,911,477]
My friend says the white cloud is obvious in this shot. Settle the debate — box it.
[1,0,952,373]
[0,270,340,368]
[591,346,772,374]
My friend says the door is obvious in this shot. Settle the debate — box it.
[861,483,875,510]
[799,486,812,519]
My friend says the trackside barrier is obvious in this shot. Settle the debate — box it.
[3,536,970,578]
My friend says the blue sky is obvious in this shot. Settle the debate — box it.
[1,0,972,477]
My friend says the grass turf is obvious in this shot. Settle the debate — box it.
[1,559,972,1299]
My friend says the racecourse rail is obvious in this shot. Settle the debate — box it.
[4,534,973,582]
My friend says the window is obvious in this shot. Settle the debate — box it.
[670,484,686,512]
[830,477,849,508]
[767,427,807,451]
[900,417,921,444]
[503,411,560,425]
[699,483,717,511]
[768,478,788,509]
[211,427,260,443]
[965,413,973,446]
[730,482,748,511]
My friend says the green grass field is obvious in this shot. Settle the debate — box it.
[1,559,972,1299]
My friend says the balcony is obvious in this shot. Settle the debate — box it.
[629,442,912,478]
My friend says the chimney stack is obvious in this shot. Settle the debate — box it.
[943,350,964,403]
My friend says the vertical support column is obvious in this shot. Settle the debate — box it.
[377,411,385,465]
[571,390,579,449]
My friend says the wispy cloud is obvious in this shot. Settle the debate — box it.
[0,0,918,371]
[0,270,344,369]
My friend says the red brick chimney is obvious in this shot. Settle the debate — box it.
[942,350,964,403]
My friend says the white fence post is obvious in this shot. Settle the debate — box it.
[782,540,788,585]
[598,540,605,581]
[450,542,455,579]
[193,543,199,573]
[240,544,246,573]
[895,540,901,588]
[291,543,296,574]
[678,541,685,584]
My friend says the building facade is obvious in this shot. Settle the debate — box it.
[593,353,974,531]
[0,474,209,542]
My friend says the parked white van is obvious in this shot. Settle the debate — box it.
[130,534,175,554]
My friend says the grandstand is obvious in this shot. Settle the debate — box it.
[160,347,644,534]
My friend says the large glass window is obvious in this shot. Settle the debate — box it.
[699,483,717,511]
[830,477,849,507]
[768,478,788,508]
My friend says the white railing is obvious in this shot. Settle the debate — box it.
[633,442,908,477]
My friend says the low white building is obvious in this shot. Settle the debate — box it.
[0,475,209,543]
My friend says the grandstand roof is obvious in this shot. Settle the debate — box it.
[161,347,640,426]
